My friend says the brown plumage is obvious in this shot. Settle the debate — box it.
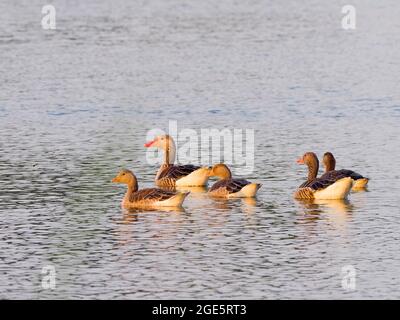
[294,187,315,200]
[294,152,353,200]
[156,164,201,187]
[128,188,177,203]
[112,169,189,208]
[320,152,369,189]
[208,164,261,198]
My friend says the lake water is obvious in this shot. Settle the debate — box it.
[1,0,400,299]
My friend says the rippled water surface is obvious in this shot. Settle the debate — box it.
[1,0,400,299]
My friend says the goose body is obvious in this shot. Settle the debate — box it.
[208,164,262,198]
[321,152,369,189]
[145,135,210,187]
[294,152,353,200]
[156,164,210,187]
[295,176,353,200]
[112,169,189,208]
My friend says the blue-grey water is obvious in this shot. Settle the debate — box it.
[1,0,400,299]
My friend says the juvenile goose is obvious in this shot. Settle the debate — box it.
[144,135,210,187]
[294,152,353,200]
[208,164,261,198]
[321,152,369,189]
[112,169,189,208]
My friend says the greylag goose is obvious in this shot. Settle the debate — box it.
[208,164,261,198]
[144,135,210,187]
[112,169,190,208]
[321,152,369,189]
[294,152,353,200]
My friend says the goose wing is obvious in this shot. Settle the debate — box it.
[321,169,364,181]
[337,169,365,180]
[129,188,176,202]
[158,164,201,181]
[299,177,336,191]
[296,178,336,199]
[209,178,250,194]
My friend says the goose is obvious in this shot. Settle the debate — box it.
[144,135,210,187]
[112,169,190,208]
[208,163,262,198]
[321,152,369,189]
[294,152,353,200]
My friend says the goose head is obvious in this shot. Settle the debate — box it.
[144,134,175,150]
[296,152,318,166]
[297,152,319,180]
[323,152,336,172]
[208,163,232,180]
[112,169,137,185]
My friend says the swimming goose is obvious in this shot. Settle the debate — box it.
[208,163,262,198]
[144,135,210,187]
[112,169,190,208]
[294,152,353,200]
[321,152,369,189]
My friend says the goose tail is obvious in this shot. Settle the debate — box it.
[314,177,353,200]
[160,191,190,207]
[231,183,262,198]
[352,178,369,189]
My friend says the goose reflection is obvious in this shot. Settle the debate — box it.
[114,206,187,248]
[240,197,258,214]
[241,197,257,206]
[159,185,208,198]
[207,196,259,215]
[208,197,237,211]
[295,198,354,228]
[120,206,185,224]
[175,185,208,195]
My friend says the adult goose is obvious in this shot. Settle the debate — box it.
[294,152,353,200]
[112,169,190,208]
[208,164,262,198]
[321,152,369,189]
[144,135,210,187]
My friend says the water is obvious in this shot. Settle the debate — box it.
[1,0,400,299]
